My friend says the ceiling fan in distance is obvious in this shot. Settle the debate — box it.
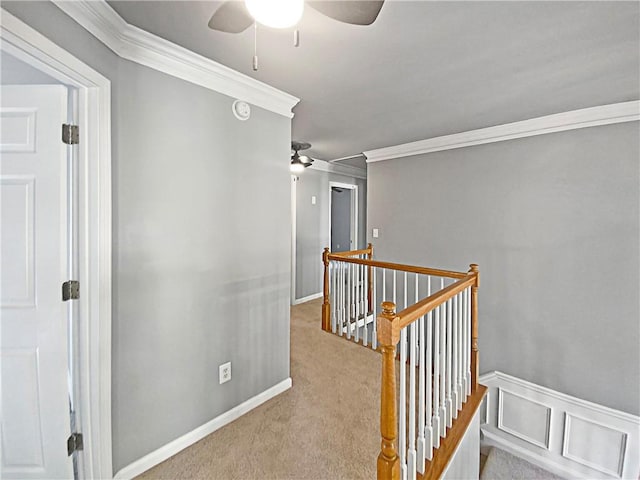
[208,1,385,69]
[290,141,315,173]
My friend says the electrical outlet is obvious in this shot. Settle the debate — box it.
[219,362,231,384]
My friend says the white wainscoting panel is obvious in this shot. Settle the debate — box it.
[498,388,551,449]
[480,372,640,479]
[563,413,628,477]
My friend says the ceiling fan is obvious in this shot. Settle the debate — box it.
[291,141,315,173]
[208,1,386,34]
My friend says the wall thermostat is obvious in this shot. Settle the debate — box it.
[232,100,251,121]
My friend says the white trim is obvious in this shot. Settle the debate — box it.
[113,378,293,480]
[1,9,113,479]
[329,181,358,253]
[480,371,640,480]
[481,371,639,424]
[293,292,323,305]
[309,158,367,180]
[51,0,299,118]
[364,101,640,163]
[291,175,297,306]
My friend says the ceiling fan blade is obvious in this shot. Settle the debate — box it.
[208,1,254,33]
[307,1,385,26]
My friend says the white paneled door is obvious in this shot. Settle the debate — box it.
[1,85,73,479]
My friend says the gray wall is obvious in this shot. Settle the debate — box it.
[367,123,640,415]
[295,168,366,300]
[4,1,292,472]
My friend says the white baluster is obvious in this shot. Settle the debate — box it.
[432,296,441,448]
[445,298,453,428]
[355,263,360,344]
[415,274,420,365]
[466,287,472,397]
[363,262,368,347]
[393,270,397,306]
[337,263,342,336]
[425,276,434,459]
[462,287,469,397]
[346,263,351,340]
[372,266,377,350]
[330,262,335,333]
[382,268,386,305]
[457,291,464,410]
[439,283,446,438]
[417,310,426,472]
[400,326,407,480]
[452,294,459,416]
[408,320,417,480]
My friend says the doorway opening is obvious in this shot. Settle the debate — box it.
[329,182,358,253]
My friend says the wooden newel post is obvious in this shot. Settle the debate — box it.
[377,301,400,480]
[322,247,331,332]
[469,264,480,393]
[367,243,374,313]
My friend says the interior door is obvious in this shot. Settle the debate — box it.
[331,187,352,252]
[1,85,73,479]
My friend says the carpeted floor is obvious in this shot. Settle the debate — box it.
[137,298,380,479]
[480,447,565,480]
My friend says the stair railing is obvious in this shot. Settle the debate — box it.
[321,246,484,480]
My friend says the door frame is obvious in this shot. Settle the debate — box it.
[1,9,113,479]
[329,181,358,253]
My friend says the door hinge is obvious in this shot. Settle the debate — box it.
[62,124,79,145]
[62,280,80,301]
[67,432,83,456]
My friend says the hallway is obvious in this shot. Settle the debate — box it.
[138,299,379,479]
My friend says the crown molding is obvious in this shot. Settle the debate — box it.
[364,101,640,163]
[308,159,367,180]
[52,0,299,118]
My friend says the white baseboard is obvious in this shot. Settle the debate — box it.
[292,292,323,305]
[480,371,639,479]
[113,377,292,480]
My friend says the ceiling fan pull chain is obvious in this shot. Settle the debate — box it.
[252,23,259,71]
[293,29,300,47]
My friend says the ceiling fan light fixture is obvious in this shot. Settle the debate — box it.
[290,157,305,173]
[245,0,304,29]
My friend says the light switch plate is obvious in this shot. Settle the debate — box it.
[373,228,379,238]
[311,196,316,205]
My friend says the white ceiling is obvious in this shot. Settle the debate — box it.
[108,1,639,166]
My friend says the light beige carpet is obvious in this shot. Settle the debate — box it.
[137,298,380,479]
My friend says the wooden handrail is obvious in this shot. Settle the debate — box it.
[330,246,373,257]
[395,274,477,332]
[326,255,468,280]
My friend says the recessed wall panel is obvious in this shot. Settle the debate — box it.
[498,388,551,449]
[0,176,35,307]
[563,413,627,477]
